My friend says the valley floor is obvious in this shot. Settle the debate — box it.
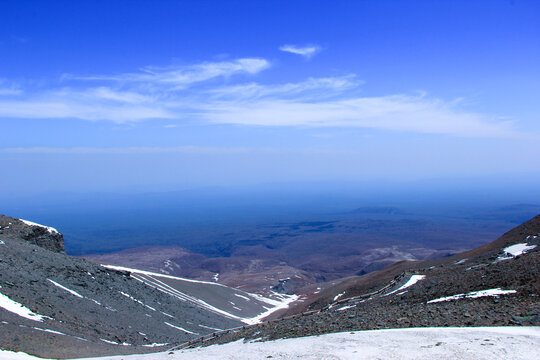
[2,327,538,360]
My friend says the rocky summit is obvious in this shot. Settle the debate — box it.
[0,215,65,253]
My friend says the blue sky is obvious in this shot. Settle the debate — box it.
[1,0,539,195]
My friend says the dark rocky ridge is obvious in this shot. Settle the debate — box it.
[0,215,65,253]
[178,214,540,349]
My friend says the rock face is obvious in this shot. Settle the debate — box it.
[0,215,65,253]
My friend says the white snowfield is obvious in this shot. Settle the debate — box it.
[1,327,538,360]
[427,288,517,304]
[497,241,537,262]
[503,242,537,257]
[18,219,59,234]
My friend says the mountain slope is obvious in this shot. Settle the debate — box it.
[284,213,540,315]
[191,214,540,347]
[0,215,293,358]
[2,214,538,357]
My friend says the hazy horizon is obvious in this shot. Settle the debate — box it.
[1,1,539,255]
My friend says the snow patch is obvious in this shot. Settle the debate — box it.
[241,292,299,325]
[427,288,517,303]
[164,322,199,335]
[120,291,156,311]
[102,264,229,287]
[0,292,46,322]
[18,219,58,234]
[502,243,536,257]
[465,264,486,271]
[100,339,131,346]
[88,298,102,306]
[333,292,346,301]
[32,327,66,335]
[385,275,426,296]
[199,324,223,331]
[47,279,83,298]
[234,293,250,301]
[160,311,175,318]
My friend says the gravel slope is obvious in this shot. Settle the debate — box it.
[0,215,243,358]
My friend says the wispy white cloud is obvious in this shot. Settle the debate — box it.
[201,95,516,137]
[0,98,174,122]
[0,57,521,137]
[63,58,270,89]
[0,79,22,95]
[207,75,361,101]
[279,44,321,59]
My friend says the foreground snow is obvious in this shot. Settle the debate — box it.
[1,327,538,360]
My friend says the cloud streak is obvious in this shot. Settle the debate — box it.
[0,79,22,95]
[201,95,515,137]
[64,58,270,88]
[279,44,321,59]
[0,57,521,137]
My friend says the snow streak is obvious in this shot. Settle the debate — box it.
[427,288,517,303]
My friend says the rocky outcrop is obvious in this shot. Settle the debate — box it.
[0,215,65,253]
